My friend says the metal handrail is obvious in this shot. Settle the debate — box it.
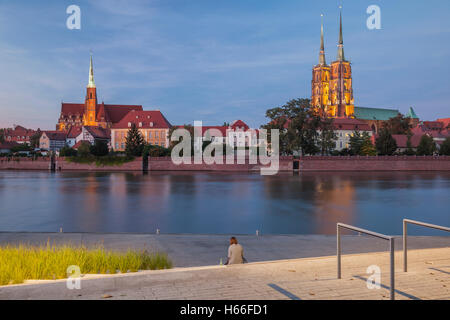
[337,223,395,300]
[403,219,450,272]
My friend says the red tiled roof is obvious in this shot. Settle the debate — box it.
[199,126,228,136]
[112,110,171,129]
[61,103,84,115]
[60,103,143,124]
[421,121,443,131]
[230,120,249,130]
[437,118,450,129]
[391,134,422,148]
[103,104,143,123]
[43,131,67,141]
[84,126,110,139]
[67,126,82,138]
[3,125,36,137]
[332,118,371,131]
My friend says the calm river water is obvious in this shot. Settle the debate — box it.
[0,171,449,235]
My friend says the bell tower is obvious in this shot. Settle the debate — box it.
[311,15,331,116]
[329,8,354,118]
[83,54,98,126]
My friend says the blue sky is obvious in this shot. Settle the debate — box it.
[0,0,449,129]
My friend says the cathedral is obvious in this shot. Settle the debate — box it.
[56,55,143,131]
[310,10,417,133]
[311,11,354,118]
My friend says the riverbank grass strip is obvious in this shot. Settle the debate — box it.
[0,244,172,286]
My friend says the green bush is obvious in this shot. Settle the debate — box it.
[143,144,171,157]
[416,135,437,156]
[90,140,109,157]
[66,155,135,167]
[60,146,77,157]
[439,137,450,156]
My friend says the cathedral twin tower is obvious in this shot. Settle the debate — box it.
[311,11,355,118]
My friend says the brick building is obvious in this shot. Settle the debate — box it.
[1,125,37,144]
[111,110,172,151]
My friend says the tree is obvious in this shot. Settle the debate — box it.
[416,135,437,155]
[143,144,171,157]
[360,137,377,156]
[11,143,33,153]
[30,129,42,149]
[383,114,412,134]
[349,131,368,155]
[77,141,91,157]
[439,137,450,156]
[90,139,109,156]
[262,98,320,156]
[59,145,77,157]
[0,129,4,143]
[125,123,145,156]
[404,132,415,155]
[317,116,337,155]
[375,129,397,155]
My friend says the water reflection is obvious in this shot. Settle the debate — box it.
[0,171,448,235]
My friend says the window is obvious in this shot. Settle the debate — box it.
[139,122,142,127]
[128,122,131,127]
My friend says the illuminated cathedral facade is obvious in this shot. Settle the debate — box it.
[311,12,355,118]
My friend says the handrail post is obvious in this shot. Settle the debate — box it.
[390,238,395,300]
[336,223,395,300]
[403,220,407,272]
[402,219,449,273]
[337,224,341,279]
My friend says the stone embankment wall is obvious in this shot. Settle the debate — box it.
[296,156,450,172]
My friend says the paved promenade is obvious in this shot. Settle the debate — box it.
[1,247,449,300]
[0,233,449,267]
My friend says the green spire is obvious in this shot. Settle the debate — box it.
[88,53,96,88]
[337,7,345,61]
[319,14,326,65]
[408,107,419,119]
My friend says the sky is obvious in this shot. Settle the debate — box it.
[0,0,449,130]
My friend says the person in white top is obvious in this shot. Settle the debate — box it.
[226,237,244,265]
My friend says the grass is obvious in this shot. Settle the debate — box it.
[66,155,135,167]
[0,243,172,286]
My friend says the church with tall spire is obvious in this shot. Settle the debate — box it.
[57,54,143,131]
[311,9,354,118]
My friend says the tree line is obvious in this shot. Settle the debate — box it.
[262,98,450,156]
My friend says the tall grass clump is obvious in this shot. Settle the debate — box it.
[0,243,172,286]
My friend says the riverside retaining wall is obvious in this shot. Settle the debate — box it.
[1,156,449,172]
[0,156,293,172]
[297,156,450,172]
